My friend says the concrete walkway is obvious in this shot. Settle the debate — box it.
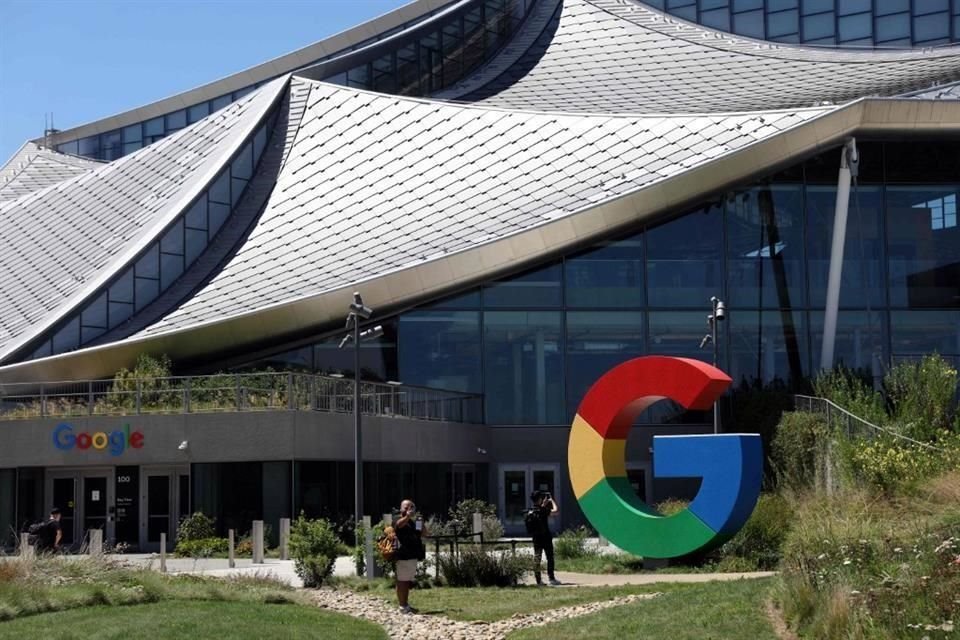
[109,553,773,589]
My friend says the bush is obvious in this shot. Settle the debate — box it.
[554,526,593,560]
[437,548,529,587]
[884,354,958,441]
[353,521,387,576]
[813,367,887,426]
[289,515,341,588]
[718,494,793,570]
[839,435,955,494]
[176,512,216,544]
[771,412,831,492]
[174,537,229,558]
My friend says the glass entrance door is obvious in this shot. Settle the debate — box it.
[82,477,108,535]
[141,467,189,551]
[52,477,76,547]
[146,474,170,546]
[499,465,560,534]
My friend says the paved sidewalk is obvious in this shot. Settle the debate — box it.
[524,570,776,587]
[110,553,773,589]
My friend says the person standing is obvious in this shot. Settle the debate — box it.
[529,491,560,585]
[393,499,426,614]
[34,507,63,553]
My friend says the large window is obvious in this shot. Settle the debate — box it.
[806,185,884,308]
[886,186,960,308]
[646,204,723,308]
[565,311,644,419]
[565,234,644,308]
[726,185,805,310]
[398,311,482,392]
[637,1,960,47]
[484,311,564,424]
[729,310,807,386]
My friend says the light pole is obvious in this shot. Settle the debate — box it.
[338,291,382,574]
[700,296,726,434]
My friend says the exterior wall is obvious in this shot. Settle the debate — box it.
[0,412,490,469]
[638,0,960,48]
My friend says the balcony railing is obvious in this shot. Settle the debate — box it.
[0,372,482,424]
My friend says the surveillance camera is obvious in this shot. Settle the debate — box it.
[350,292,373,319]
[477,447,488,455]
[178,440,189,451]
[715,300,726,322]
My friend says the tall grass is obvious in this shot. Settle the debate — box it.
[775,473,960,639]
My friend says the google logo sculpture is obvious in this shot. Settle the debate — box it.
[568,356,762,559]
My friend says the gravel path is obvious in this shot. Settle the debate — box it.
[308,587,661,640]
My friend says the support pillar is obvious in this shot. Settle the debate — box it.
[821,138,859,371]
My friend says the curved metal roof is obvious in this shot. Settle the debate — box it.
[0,77,287,361]
[438,0,960,113]
[0,143,102,203]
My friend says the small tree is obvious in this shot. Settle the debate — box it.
[289,514,341,587]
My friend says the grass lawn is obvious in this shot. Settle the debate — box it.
[508,578,777,640]
[0,600,386,639]
[554,553,646,574]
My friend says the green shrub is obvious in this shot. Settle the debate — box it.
[353,521,387,576]
[289,515,341,588]
[436,548,529,587]
[176,512,216,543]
[719,494,793,570]
[554,526,593,560]
[771,411,831,491]
[813,367,887,426]
[885,354,958,441]
[839,435,955,494]
[174,537,229,558]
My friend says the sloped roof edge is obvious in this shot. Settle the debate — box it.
[2,97,958,384]
[0,76,290,364]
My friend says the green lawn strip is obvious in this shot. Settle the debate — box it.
[351,582,667,622]
[507,577,778,640]
[0,556,302,621]
[0,600,387,639]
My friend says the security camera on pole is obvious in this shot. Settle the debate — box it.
[699,296,726,434]
[338,291,383,576]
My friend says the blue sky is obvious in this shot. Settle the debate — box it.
[0,0,408,162]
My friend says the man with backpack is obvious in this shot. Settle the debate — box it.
[31,507,63,553]
[392,499,426,614]
[525,491,560,586]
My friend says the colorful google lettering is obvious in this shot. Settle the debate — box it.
[52,423,144,457]
[568,356,762,559]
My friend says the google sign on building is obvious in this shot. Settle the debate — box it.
[53,423,144,457]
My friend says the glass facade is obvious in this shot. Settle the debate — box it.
[237,140,960,426]
[639,0,960,47]
[56,1,531,162]
[27,112,279,360]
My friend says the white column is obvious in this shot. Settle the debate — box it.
[821,138,858,371]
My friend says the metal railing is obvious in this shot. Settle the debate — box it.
[0,372,482,423]
[794,394,943,451]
